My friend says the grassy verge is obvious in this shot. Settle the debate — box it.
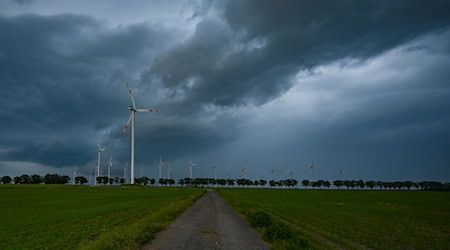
[216,188,450,249]
[0,185,205,249]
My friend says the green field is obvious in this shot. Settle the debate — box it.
[217,188,450,249]
[0,185,205,250]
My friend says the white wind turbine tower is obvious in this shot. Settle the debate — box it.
[123,163,128,184]
[213,163,217,187]
[121,83,159,184]
[73,168,77,184]
[89,167,92,185]
[189,160,197,179]
[96,144,106,185]
[159,157,165,180]
[167,163,172,179]
[108,156,113,185]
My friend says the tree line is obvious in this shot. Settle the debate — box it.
[1,174,449,191]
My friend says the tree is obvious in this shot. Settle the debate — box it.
[217,179,227,186]
[30,174,43,184]
[119,178,126,184]
[357,180,365,189]
[259,179,267,187]
[13,176,21,184]
[366,181,376,189]
[269,180,276,188]
[159,178,167,186]
[45,174,70,184]
[20,175,32,184]
[1,176,12,184]
[150,178,156,185]
[333,180,343,189]
[316,180,324,189]
[140,177,149,186]
[301,180,310,188]
[323,180,331,189]
[75,176,88,185]
[62,175,70,184]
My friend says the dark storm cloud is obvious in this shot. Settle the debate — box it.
[145,0,450,110]
[0,13,176,168]
[1,1,449,181]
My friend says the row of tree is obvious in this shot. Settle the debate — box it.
[1,175,449,191]
[0,174,71,184]
[327,180,450,191]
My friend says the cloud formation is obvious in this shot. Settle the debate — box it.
[0,0,449,181]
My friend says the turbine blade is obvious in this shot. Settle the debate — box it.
[126,83,136,108]
[121,113,133,135]
[136,109,159,112]
[97,144,101,150]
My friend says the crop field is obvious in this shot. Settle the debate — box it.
[0,185,205,250]
[217,188,450,249]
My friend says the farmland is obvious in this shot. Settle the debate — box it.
[0,185,205,250]
[217,188,450,249]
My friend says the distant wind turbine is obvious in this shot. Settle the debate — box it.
[241,160,248,179]
[108,156,113,185]
[189,160,197,179]
[121,83,159,184]
[96,144,106,185]
[123,163,128,184]
[213,163,217,187]
[159,156,165,180]
[73,168,77,184]
[167,163,172,179]
[304,160,319,180]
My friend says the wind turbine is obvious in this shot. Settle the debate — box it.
[167,163,172,179]
[73,168,77,184]
[189,160,197,179]
[241,160,248,179]
[159,156,165,181]
[121,83,159,184]
[213,163,217,180]
[288,168,295,179]
[89,167,92,185]
[108,156,113,185]
[96,144,106,185]
[304,160,319,180]
[213,163,217,187]
[123,163,128,184]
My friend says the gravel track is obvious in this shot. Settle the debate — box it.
[141,189,269,250]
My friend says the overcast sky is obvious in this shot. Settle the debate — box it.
[1,0,449,182]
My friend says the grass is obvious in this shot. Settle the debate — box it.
[0,184,205,250]
[216,188,450,249]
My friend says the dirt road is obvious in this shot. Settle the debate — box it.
[142,189,269,250]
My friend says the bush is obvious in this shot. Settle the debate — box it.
[286,238,312,250]
[263,222,293,242]
[248,211,272,228]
